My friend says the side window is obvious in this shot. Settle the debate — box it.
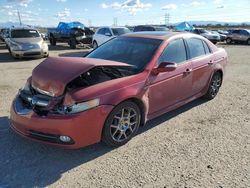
[232,30,240,34]
[97,28,105,35]
[105,28,112,35]
[159,39,187,64]
[202,40,211,54]
[186,38,206,59]
[240,30,248,36]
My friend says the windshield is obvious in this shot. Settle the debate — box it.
[111,28,130,36]
[87,37,162,72]
[155,27,168,31]
[11,29,40,38]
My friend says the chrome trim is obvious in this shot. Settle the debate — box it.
[14,97,32,115]
[32,85,54,97]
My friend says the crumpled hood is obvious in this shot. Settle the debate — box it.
[12,37,43,44]
[31,57,132,97]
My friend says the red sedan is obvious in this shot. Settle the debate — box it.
[10,32,228,149]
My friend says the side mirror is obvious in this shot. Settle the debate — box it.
[105,33,112,37]
[153,62,177,74]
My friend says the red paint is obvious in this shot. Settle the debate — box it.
[10,32,228,149]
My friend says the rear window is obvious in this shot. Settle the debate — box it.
[97,28,105,35]
[186,38,206,59]
[202,41,211,54]
[112,28,130,36]
[11,29,40,38]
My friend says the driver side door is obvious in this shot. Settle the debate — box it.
[148,38,193,116]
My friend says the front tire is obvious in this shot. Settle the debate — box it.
[69,38,76,49]
[93,41,98,49]
[204,72,222,100]
[247,39,250,45]
[102,101,141,147]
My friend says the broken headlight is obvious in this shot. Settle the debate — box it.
[59,98,100,114]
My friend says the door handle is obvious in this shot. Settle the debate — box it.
[184,68,192,74]
[208,60,214,65]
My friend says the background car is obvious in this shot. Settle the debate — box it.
[10,32,227,149]
[133,25,169,32]
[226,29,250,45]
[5,27,49,59]
[192,28,221,44]
[212,31,227,41]
[0,28,9,42]
[48,22,94,49]
[92,26,130,48]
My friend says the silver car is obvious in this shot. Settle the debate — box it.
[5,27,49,59]
[226,29,250,45]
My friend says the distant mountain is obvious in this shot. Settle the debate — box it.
[175,21,250,26]
[0,22,23,28]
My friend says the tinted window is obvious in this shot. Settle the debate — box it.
[232,30,240,34]
[186,38,206,59]
[202,41,211,54]
[104,28,112,35]
[133,26,141,32]
[112,28,130,36]
[87,37,162,72]
[11,29,40,38]
[240,30,249,36]
[97,28,105,35]
[159,39,187,64]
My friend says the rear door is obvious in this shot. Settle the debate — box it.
[239,30,249,42]
[185,38,214,95]
[148,38,193,115]
[231,30,241,41]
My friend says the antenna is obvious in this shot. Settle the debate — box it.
[17,8,22,26]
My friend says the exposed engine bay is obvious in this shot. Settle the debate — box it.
[17,66,134,116]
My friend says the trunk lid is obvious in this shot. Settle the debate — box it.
[31,57,132,97]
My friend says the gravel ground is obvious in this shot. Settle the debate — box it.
[0,42,249,188]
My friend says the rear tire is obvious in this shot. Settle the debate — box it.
[204,72,222,100]
[247,39,250,45]
[49,36,56,46]
[102,101,141,147]
[93,41,98,49]
[226,38,232,44]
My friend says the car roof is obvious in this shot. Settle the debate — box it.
[98,26,128,29]
[122,31,184,40]
[10,27,38,31]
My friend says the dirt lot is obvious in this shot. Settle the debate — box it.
[0,42,249,188]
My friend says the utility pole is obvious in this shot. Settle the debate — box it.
[113,17,118,26]
[17,8,22,26]
[164,13,170,27]
[88,19,92,27]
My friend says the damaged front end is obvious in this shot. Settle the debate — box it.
[15,65,134,117]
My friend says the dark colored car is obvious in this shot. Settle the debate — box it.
[10,32,227,149]
[226,29,250,45]
[48,22,94,49]
[133,25,169,32]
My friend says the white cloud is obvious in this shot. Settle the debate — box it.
[7,0,33,7]
[101,0,152,15]
[55,8,70,19]
[56,0,67,2]
[213,0,223,4]
[217,5,225,8]
[190,1,201,7]
[161,3,177,10]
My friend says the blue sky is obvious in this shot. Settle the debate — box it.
[0,0,250,27]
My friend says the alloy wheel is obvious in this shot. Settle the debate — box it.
[209,73,222,98]
[110,107,138,142]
